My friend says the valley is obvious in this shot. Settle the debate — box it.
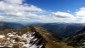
[0,22,85,48]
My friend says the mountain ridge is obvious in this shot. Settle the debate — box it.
[0,22,24,30]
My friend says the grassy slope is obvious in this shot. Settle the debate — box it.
[33,26,74,48]
[0,26,78,48]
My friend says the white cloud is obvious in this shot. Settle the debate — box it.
[0,0,44,22]
[53,11,74,18]
[74,7,85,23]
[76,7,85,17]
[0,16,4,21]
[0,1,43,12]
[4,0,23,4]
[0,0,85,23]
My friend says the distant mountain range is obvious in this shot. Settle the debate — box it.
[1,22,85,38]
[25,23,85,38]
[0,22,24,30]
[0,22,85,48]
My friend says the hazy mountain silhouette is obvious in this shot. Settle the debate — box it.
[25,23,85,39]
[0,22,24,30]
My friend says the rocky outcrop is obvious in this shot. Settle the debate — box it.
[0,28,46,48]
[0,26,75,48]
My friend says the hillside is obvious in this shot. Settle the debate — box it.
[0,25,76,48]
[0,22,85,48]
[0,22,24,30]
[26,23,85,39]
[31,26,75,48]
[66,27,85,48]
[0,26,46,48]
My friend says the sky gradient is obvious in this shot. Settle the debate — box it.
[26,0,85,12]
[0,0,85,23]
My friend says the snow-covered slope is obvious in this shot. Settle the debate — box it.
[0,31,45,48]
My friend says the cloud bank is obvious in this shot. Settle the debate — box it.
[0,0,85,23]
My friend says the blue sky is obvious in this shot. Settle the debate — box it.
[0,0,85,23]
[26,0,85,13]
